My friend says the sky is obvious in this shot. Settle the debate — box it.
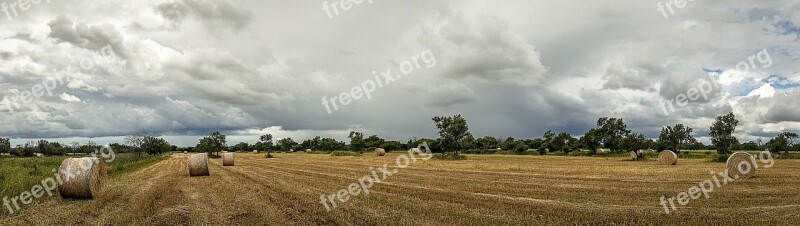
[1,0,799,147]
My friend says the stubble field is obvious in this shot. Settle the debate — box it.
[3,153,800,225]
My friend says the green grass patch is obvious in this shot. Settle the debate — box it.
[0,153,167,202]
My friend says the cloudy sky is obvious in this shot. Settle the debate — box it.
[1,0,799,146]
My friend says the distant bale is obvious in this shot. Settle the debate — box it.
[595,149,606,154]
[727,152,757,179]
[409,148,421,155]
[253,150,259,154]
[630,150,642,160]
[222,153,235,166]
[188,153,210,177]
[35,153,44,158]
[305,149,312,153]
[183,151,188,154]
[658,150,678,165]
[375,148,386,156]
[58,157,107,199]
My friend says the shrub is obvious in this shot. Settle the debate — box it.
[433,152,467,160]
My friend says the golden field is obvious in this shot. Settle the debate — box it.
[2,153,800,225]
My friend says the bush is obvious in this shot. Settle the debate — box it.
[433,152,467,160]
[331,151,361,156]
[514,144,529,154]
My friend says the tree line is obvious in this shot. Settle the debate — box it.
[2,112,797,158]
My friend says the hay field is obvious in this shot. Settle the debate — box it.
[3,153,800,225]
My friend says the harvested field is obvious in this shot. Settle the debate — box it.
[3,153,800,225]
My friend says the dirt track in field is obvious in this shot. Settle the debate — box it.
[3,153,800,225]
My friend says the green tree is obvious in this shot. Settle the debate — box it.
[476,136,500,150]
[552,132,576,154]
[260,134,274,150]
[498,137,517,151]
[766,132,798,153]
[348,131,366,152]
[364,135,385,149]
[233,142,251,152]
[581,128,603,155]
[196,131,227,156]
[709,112,739,159]
[620,133,647,153]
[539,130,557,155]
[658,124,695,153]
[0,137,10,154]
[319,137,346,151]
[277,138,298,152]
[432,114,473,152]
[595,117,630,152]
[142,136,171,155]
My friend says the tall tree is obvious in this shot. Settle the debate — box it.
[766,132,799,153]
[260,134,274,150]
[277,138,298,152]
[658,124,695,153]
[581,129,603,155]
[364,135,385,149]
[551,132,576,154]
[709,112,739,159]
[432,114,473,153]
[0,137,11,154]
[142,136,171,155]
[620,133,647,153]
[196,131,227,156]
[125,131,148,157]
[476,136,500,150]
[348,131,366,152]
[595,117,631,152]
[540,130,557,155]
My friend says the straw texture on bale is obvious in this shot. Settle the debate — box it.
[595,149,606,154]
[727,152,757,179]
[222,153,235,166]
[58,157,107,199]
[409,148,421,155]
[188,153,210,177]
[630,150,641,160]
[375,148,386,156]
[658,150,678,165]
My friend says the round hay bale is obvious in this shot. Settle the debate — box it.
[222,152,235,166]
[658,150,678,165]
[408,148,421,155]
[35,153,44,158]
[727,152,757,179]
[253,150,259,154]
[58,157,107,199]
[183,151,188,154]
[305,149,312,153]
[630,150,641,160]
[188,153,210,177]
[375,148,386,156]
[595,148,606,154]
